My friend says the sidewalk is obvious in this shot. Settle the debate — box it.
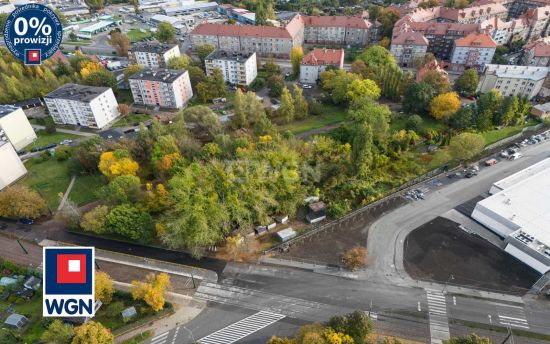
[31,124,97,137]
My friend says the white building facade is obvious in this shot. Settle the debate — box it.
[0,105,36,152]
[451,33,497,69]
[44,84,120,129]
[205,50,257,86]
[0,141,27,191]
[477,64,549,100]
[300,48,344,84]
[128,42,181,68]
[129,69,193,109]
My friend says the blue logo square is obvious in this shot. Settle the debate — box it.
[44,247,94,295]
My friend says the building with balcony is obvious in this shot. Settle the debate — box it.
[300,48,344,84]
[450,33,497,69]
[44,84,120,129]
[205,50,257,86]
[128,41,181,68]
[0,105,36,152]
[129,69,193,109]
[477,64,549,99]
[390,31,429,67]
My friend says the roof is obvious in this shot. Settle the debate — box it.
[5,314,27,327]
[533,102,550,113]
[163,2,219,14]
[121,306,137,318]
[392,31,428,46]
[130,41,178,54]
[80,21,115,33]
[205,50,255,62]
[524,39,550,58]
[0,105,20,118]
[491,158,550,194]
[151,14,180,25]
[24,276,41,289]
[45,84,111,102]
[50,50,68,64]
[129,68,186,83]
[302,15,371,29]
[308,201,326,212]
[191,22,295,39]
[301,48,344,66]
[454,33,497,48]
[483,64,550,81]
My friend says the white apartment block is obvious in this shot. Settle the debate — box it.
[477,64,549,100]
[205,50,257,86]
[0,141,27,191]
[390,31,429,68]
[129,69,193,109]
[44,84,120,129]
[0,105,36,152]
[451,33,497,68]
[128,41,181,68]
[300,48,344,84]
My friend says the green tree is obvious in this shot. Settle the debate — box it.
[109,31,130,57]
[85,0,105,11]
[84,69,117,89]
[496,95,519,126]
[197,44,216,64]
[292,84,308,120]
[444,334,491,344]
[167,55,192,69]
[80,205,109,234]
[196,68,226,102]
[321,69,359,104]
[255,0,268,25]
[357,45,397,76]
[454,69,479,96]
[403,82,434,115]
[449,133,485,160]
[279,87,295,123]
[346,78,381,103]
[476,89,502,131]
[41,319,74,344]
[0,14,8,32]
[155,22,176,43]
[450,105,474,129]
[264,59,281,78]
[71,321,113,344]
[188,65,207,91]
[268,74,285,97]
[99,175,142,205]
[422,70,451,94]
[328,311,373,344]
[290,46,304,76]
[182,105,222,140]
[105,204,154,241]
[233,90,264,128]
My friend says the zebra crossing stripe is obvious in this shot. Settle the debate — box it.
[426,290,450,344]
[150,331,169,344]
[199,311,285,344]
[498,315,530,329]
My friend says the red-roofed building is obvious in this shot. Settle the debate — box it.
[451,33,497,68]
[390,31,429,67]
[521,38,550,66]
[300,48,344,83]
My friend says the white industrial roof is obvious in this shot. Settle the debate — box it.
[478,163,550,248]
[151,14,181,25]
[492,158,550,193]
[484,64,549,81]
[80,21,115,32]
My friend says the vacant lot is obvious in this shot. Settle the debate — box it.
[21,158,71,210]
[277,105,347,135]
[404,217,540,294]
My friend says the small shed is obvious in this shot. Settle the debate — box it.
[276,228,297,242]
[306,201,327,223]
[23,276,41,290]
[274,215,289,224]
[0,277,17,287]
[531,102,550,119]
[254,225,268,235]
[5,314,28,329]
[121,306,137,320]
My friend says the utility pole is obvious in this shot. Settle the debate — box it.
[16,239,28,255]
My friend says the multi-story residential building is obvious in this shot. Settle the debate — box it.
[300,48,344,84]
[451,33,497,68]
[0,105,36,152]
[128,41,181,68]
[477,64,549,99]
[505,0,550,18]
[0,141,27,191]
[521,38,550,66]
[44,84,120,129]
[129,69,193,109]
[390,31,429,67]
[205,50,257,86]
[402,4,508,25]
[523,5,550,41]
[480,17,528,45]
[301,15,377,46]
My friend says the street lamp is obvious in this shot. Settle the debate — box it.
[444,274,455,293]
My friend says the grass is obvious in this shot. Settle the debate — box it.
[120,331,153,344]
[116,89,135,105]
[278,105,348,135]
[70,174,105,206]
[63,39,93,46]
[127,28,152,42]
[480,119,539,146]
[20,158,72,210]
[0,290,44,343]
[111,113,151,128]
[451,319,550,341]
[389,113,447,133]
[25,130,79,150]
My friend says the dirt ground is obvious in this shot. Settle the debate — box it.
[273,197,406,266]
[403,217,540,294]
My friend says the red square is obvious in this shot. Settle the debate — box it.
[28,50,40,62]
[56,254,87,284]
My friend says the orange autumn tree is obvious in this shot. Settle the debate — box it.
[98,150,139,180]
[80,61,104,79]
[430,92,461,120]
[131,273,171,311]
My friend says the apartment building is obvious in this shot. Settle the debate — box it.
[477,64,549,99]
[0,141,27,191]
[300,48,344,84]
[0,105,36,152]
[129,69,193,109]
[403,4,508,25]
[301,15,377,46]
[521,38,550,66]
[44,84,120,129]
[480,17,528,45]
[205,50,257,86]
[390,31,429,67]
[451,33,497,68]
[128,41,181,68]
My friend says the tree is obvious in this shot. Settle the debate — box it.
[98,150,139,180]
[197,44,216,64]
[406,115,423,132]
[264,59,281,78]
[0,186,47,218]
[321,69,359,104]
[105,204,154,240]
[403,82,434,115]
[422,70,451,94]
[430,92,461,120]
[476,90,502,131]
[95,271,114,304]
[99,175,142,205]
[292,85,308,120]
[55,146,72,161]
[188,65,206,91]
[268,74,285,97]
[255,0,269,25]
[233,90,264,128]
[118,104,130,117]
[444,334,491,344]
[290,47,304,76]
[131,273,170,311]
[0,14,8,32]
[196,68,226,102]
[167,55,192,69]
[450,106,474,129]
[294,324,326,344]
[110,32,130,57]
[454,69,479,96]
[342,246,367,271]
[85,0,105,11]
[278,87,295,123]
[267,337,294,344]
[346,79,381,104]
[358,45,397,74]
[449,133,485,160]
[419,0,440,8]
[183,106,222,140]
[328,311,373,344]
[155,22,176,43]
[84,70,117,89]
[71,321,114,344]
[123,64,143,82]
[496,95,519,126]
[80,205,109,234]
[41,319,74,344]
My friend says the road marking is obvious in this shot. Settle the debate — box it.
[171,327,179,344]
[426,290,450,344]
[198,311,285,344]
[417,301,421,312]
[452,296,456,306]
[497,304,529,329]
[150,331,168,344]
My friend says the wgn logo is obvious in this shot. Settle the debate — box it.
[43,247,95,317]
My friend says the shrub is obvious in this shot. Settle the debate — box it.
[342,246,367,271]
[105,301,125,318]
[250,77,266,92]
[406,115,423,132]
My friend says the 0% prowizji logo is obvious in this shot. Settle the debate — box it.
[3,3,63,65]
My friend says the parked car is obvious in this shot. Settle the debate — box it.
[500,150,509,158]
[508,152,523,160]
[302,84,313,89]
[18,218,33,225]
[485,158,498,166]
[465,171,477,178]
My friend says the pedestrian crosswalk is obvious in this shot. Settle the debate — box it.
[198,311,286,344]
[149,331,169,344]
[426,289,450,344]
[498,305,529,329]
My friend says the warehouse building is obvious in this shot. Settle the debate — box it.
[472,158,550,274]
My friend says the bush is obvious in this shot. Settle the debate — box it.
[105,301,125,318]
[309,100,323,116]
[250,77,266,92]
[406,114,423,132]
[342,246,367,271]
[55,146,72,161]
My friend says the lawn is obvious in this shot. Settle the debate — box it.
[26,130,79,150]
[481,120,538,146]
[278,105,348,135]
[127,28,152,42]
[111,113,151,128]
[63,39,93,46]
[390,113,447,133]
[70,174,105,206]
[0,291,45,343]
[20,158,72,210]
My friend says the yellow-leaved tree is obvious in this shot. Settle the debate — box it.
[95,271,114,304]
[131,273,171,311]
[98,150,139,180]
[71,321,114,344]
[80,61,104,79]
[429,92,461,120]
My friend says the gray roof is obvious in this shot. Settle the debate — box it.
[129,68,185,83]
[0,105,20,118]
[24,276,41,289]
[5,314,27,328]
[45,84,110,102]
[121,306,137,318]
[206,50,255,62]
[130,41,178,54]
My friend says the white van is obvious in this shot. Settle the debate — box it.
[508,152,523,160]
